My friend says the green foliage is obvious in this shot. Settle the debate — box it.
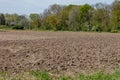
[91,25,103,32]
[29,14,41,29]
[111,68,120,79]
[1,69,120,80]
[92,3,111,32]
[0,14,6,25]
[59,76,72,80]
[1,1,120,32]
[78,72,116,80]
[44,15,57,30]
[110,30,119,33]
[30,70,120,80]
[0,25,12,30]
[30,70,52,80]
[110,0,120,30]
[78,4,93,31]
[12,25,24,30]
[29,14,40,21]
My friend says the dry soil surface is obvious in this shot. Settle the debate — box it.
[0,30,120,75]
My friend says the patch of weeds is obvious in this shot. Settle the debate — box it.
[110,30,119,33]
[1,69,120,80]
[59,76,73,80]
[78,72,116,80]
[0,72,9,80]
[110,68,120,79]
[30,70,52,80]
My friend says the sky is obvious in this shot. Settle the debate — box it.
[0,0,114,15]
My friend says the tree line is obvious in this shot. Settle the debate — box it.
[0,0,120,32]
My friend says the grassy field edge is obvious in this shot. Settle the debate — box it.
[0,69,120,80]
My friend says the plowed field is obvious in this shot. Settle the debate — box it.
[0,31,120,75]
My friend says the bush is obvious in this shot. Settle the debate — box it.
[12,25,24,30]
[0,25,12,30]
[111,30,119,33]
[91,26,103,32]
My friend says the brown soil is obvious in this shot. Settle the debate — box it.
[0,30,120,75]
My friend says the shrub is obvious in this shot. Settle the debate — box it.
[111,30,119,33]
[0,25,12,30]
[12,25,24,30]
[91,26,103,32]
